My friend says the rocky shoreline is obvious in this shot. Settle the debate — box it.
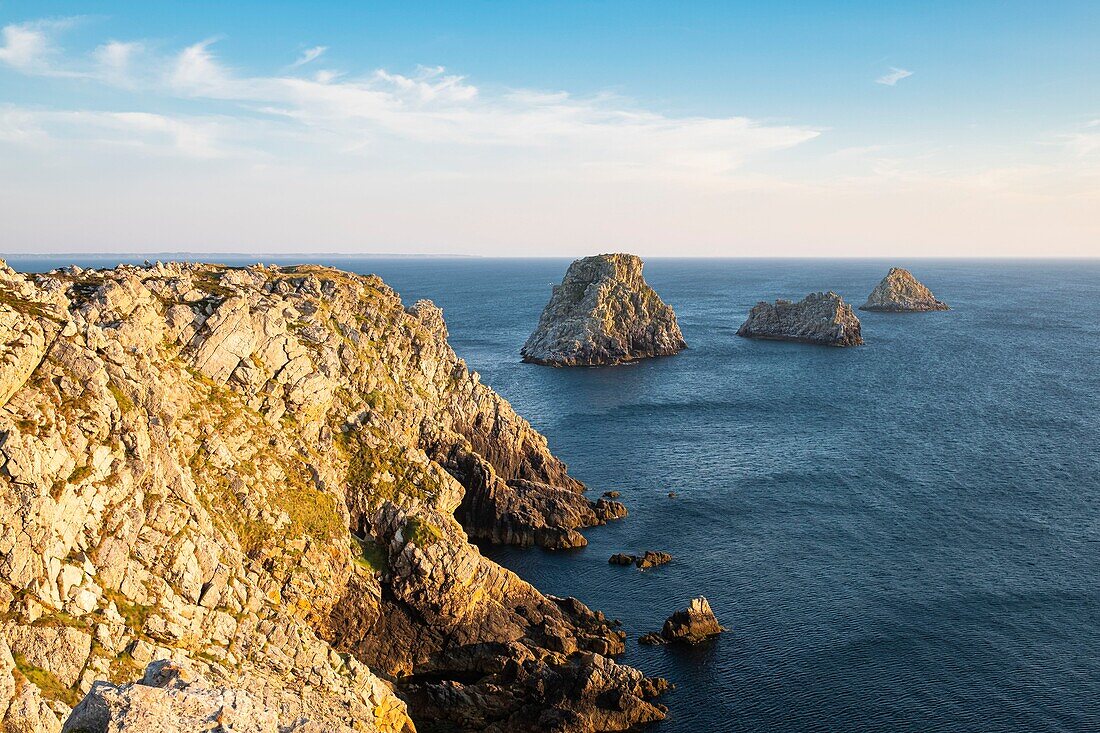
[0,260,664,733]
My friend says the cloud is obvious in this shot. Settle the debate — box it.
[0,20,58,71]
[291,46,327,67]
[876,67,913,86]
[0,22,820,176]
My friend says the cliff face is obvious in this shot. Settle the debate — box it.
[521,255,686,367]
[0,261,661,733]
[860,268,949,312]
[737,292,863,347]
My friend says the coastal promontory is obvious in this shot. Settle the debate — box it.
[737,291,863,347]
[860,268,949,312]
[521,253,686,366]
[0,260,665,733]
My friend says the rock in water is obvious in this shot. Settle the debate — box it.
[660,597,724,644]
[737,291,863,347]
[635,551,672,569]
[521,253,686,366]
[860,267,949,312]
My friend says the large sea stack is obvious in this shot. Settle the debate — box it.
[737,291,863,347]
[521,253,686,366]
[860,267,949,312]
[0,260,665,733]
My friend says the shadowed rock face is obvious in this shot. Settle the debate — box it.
[737,292,863,347]
[0,260,661,733]
[521,254,686,367]
[860,268,949,312]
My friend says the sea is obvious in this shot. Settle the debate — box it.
[10,255,1100,733]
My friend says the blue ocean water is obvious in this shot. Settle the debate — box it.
[11,256,1100,732]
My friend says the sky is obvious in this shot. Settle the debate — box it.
[0,1,1098,257]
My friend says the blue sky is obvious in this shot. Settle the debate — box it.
[1,1,1098,256]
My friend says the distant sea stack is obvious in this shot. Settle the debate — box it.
[737,292,863,347]
[521,253,687,366]
[860,268,949,312]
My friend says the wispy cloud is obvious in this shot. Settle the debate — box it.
[291,45,327,67]
[0,21,820,173]
[876,67,913,86]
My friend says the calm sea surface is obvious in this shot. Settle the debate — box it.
[11,256,1100,733]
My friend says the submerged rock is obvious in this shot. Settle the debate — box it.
[860,268,949,312]
[737,292,863,347]
[521,253,686,366]
[659,597,724,644]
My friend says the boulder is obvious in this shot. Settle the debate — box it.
[737,292,862,346]
[860,268,949,312]
[635,551,672,569]
[609,554,636,566]
[521,254,686,366]
[656,597,723,645]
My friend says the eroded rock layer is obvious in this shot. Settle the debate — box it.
[737,292,863,347]
[860,268,949,312]
[0,260,659,733]
[521,254,686,367]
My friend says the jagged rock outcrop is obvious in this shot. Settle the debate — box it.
[521,254,686,367]
[62,660,287,733]
[737,292,863,347]
[0,260,662,733]
[634,551,672,570]
[641,598,723,646]
[860,268,949,312]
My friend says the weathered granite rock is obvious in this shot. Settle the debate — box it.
[737,292,863,347]
[0,261,659,733]
[608,554,636,566]
[62,661,288,733]
[634,551,672,569]
[521,254,686,366]
[659,598,723,644]
[860,268,949,312]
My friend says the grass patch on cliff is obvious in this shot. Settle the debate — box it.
[403,516,442,548]
[12,653,82,707]
[106,381,133,413]
[0,288,61,322]
[351,535,388,573]
[102,588,154,635]
[339,430,443,508]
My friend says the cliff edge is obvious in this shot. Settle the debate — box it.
[0,260,662,733]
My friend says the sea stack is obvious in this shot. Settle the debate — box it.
[737,292,863,347]
[521,253,686,366]
[860,268,949,312]
[641,597,724,645]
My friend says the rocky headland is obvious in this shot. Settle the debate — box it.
[737,292,863,347]
[520,254,686,367]
[860,268,949,312]
[0,260,664,732]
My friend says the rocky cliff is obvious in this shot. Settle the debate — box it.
[737,292,863,347]
[520,255,686,367]
[0,260,663,732]
[860,268,949,312]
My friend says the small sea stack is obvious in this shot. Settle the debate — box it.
[737,292,863,347]
[640,597,724,645]
[860,267,949,312]
[521,253,687,366]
